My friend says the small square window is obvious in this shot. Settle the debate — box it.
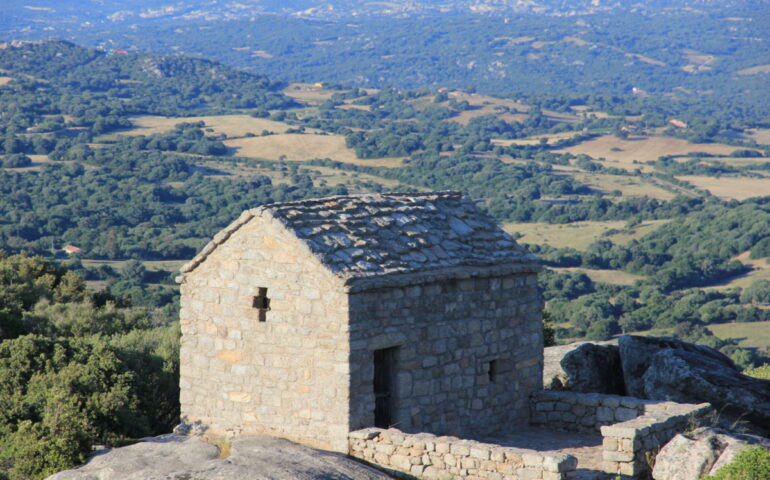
[487,360,498,383]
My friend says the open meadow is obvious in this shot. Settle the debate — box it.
[708,320,770,354]
[707,252,770,290]
[224,133,404,167]
[444,92,530,125]
[116,114,296,138]
[504,219,667,250]
[562,171,676,200]
[492,131,579,146]
[555,134,753,166]
[744,128,770,146]
[677,176,770,201]
[283,83,339,104]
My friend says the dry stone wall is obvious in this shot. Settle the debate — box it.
[348,272,543,436]
[349,428,577,480]
[531,391,711,477]
[178,213,352,452]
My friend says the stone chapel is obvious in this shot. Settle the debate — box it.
[176,192,543,452]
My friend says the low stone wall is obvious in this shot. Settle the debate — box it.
[349,428,577,480]
[531,391,711,477]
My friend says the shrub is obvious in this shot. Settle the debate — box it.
[743,364,770,380]
[699,445,770,480]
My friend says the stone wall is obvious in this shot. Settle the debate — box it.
[531,391,711,477]
[348,272,543,437]
[178,212,352,452]
[349,428,577,480]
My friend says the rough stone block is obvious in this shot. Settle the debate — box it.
[596,406,615,423]
[390,454,412,471]
[603,450,634,462]
[450,443,471,456]
[471,447,491,460]
[615,407,638,422]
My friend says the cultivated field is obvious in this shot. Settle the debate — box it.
[552,267,644,286]
[677,176,770,201]
[117,115,296,137]
[708,320,770,354]
[0,76,13,86]
[555,134,752,165]
[224,133,404,167]
[504,219,666,250]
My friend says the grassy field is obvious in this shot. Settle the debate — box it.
[444,92,530,125]
[744,128,770,146]
[224,133,405,167]
[555,134,754,166]
[677,156,770,167]
[707,252,770,290]
[81,259,187,291]
[115,114,296,138]
[563,171,676,200]
[737,64,770,75]
[492,131,579,146]
[82,259,187,272]
[283,83,338,104]
[3,154,102,173]
[504,219,666,250]
[552,267,644,286]
[306,165,409,190]
[708,321,770,354]
[676,175,770,201]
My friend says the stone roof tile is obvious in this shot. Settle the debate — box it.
[179,192,539,287]
[260,191,536,279]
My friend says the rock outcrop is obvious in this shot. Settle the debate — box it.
[543,340,624,394]
[643,348,770,430]
[652,427,770,480]
[618,335,770,432]
[46,434,394,480]
[618,335,735,398]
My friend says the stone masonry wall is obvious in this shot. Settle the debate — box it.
[348,272,543,436]
[531,391,712,478]
[179,214,352,452]
[349,428,577,480]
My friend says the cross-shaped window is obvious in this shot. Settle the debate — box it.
[252,287,270,322]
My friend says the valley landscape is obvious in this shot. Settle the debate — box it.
[0,1,769,479]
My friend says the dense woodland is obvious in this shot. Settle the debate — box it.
[0,15,769,477]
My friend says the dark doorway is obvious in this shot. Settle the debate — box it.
[373,347,397,428]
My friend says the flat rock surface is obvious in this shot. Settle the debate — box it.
[47,435,394,480]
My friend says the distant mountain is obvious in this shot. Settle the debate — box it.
[1,0,761,37]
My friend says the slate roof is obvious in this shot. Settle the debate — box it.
[180,192,539,288]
